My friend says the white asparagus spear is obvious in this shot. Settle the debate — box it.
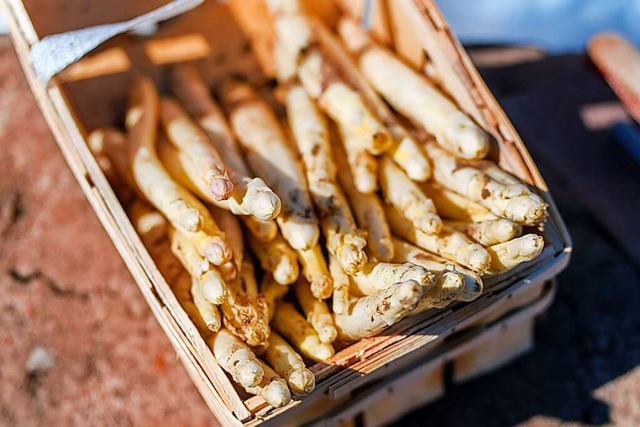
[157,137,278,246]
[191,277,222,332]
[172,272,212,335]
[329,255,350,315]
[245,362,291,408]
[425,142,548,226]
[220,79,320,250]
[126,77,199,232]
[272,301,335,362]
[265,332,316,395]
[168,65,282,221]
[486,234,545,273]
[297,245,333,300]
[421,181,496,223]
[392,238,482,303]
[311,18,431,181]
[298,52,393,155]
[129,201,219,333]
[331,132,394,261]
[159,97,233,201]
[446,219,522,246]
[334,280,424,342]
[210,206,244,279]
[350,262,435,297]
[337,123,379,194]
[169,227,228,304]
[248,231,300,286]
[415,270,466,311]
[338,19,491,160]
[125,77,232,266]
[285,84,368,274]
[132,144,201,235]
[379,156,442,235]
[267,3,393,155]
[158,139,277,247]
[209,328,264,388]
[157,131,281,244]
[260,275,289,322]
[294,279,338,344]
[386,205,491,273]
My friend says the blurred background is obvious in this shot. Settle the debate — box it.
[439,0,640,52]
[1,1,640,426]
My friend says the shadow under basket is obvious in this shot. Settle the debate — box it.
[1,0,571,425]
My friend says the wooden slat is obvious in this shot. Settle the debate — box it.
[588,33,640,124]
[387,0,425,68]
[333,0,393,45]
[453,317,535,383]
[361,366,444,427]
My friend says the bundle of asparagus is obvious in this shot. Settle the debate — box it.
[87,3,547,408]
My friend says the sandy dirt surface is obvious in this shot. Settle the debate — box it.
[0,38,213,427]
[1,35,640,426]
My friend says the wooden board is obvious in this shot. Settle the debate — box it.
[588,33,640,124]
[453,317,535,383]
[361,366,444,427]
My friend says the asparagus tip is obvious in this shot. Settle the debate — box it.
[310,276,333,300]
[417,214,442,235]
[177,208,202,233]
[262,378,291,408]
[244,177,281,220]
[468,245,492,272]
[273,258,299,286]
[208,176,234,201]
[318,325,338,345]
[339,243,368,275]
[287,369,316,396]
[203,237,232,266]
[236,360,264,388]
[404,159,431,182]
[387,280,423,314]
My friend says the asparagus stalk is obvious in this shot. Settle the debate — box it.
[272,301,335,362]
[220,79,320,251]
[337,19,491,160]
[265,332,316,395]
[334,280,424,342]
[285,84,368,274]
[294,279,338,344]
